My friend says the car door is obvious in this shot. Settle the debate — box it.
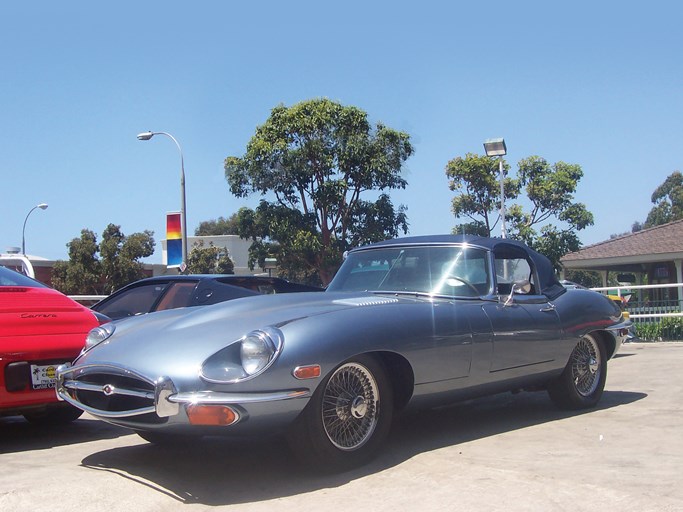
[482,295,562,372]
[483,246,563,373]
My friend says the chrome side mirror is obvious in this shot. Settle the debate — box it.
[503,279,532,306]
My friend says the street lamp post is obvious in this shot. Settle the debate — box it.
[22,203,48,255]
[483,138,507,239]
[137,131,188,268]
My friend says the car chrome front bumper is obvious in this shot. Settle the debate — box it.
[55,363,310,421]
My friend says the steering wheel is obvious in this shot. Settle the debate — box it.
[445,276,480,296]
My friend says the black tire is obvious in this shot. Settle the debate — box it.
[135,430,200,446]
[548,333,607,410]
[287,354,394,472]
[23,405,83,425]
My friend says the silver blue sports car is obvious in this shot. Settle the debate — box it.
[57,235,630,470]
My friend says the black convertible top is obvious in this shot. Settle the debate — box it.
[354,235,566,301]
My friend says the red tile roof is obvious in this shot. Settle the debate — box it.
[562,219,683,262]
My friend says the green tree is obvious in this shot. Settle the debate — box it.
[564,269,602,288]
[644,171,683,228]
[51,229,101,295]
[225,98,413,285]
[445,153,518,236]
[195,214,240,236]
[51,224,155,295]
[186,240,235,274]
[446,154,593,270]
[511,157,593,268]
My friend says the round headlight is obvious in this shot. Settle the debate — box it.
[240,332,276,376]
[201,328,283,383]
[83,322,116,352]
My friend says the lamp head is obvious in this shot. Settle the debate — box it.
[483,138,507,157]
[37,203,48,210]
[137,131,154,141]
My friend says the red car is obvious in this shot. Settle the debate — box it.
[0,266,107,424]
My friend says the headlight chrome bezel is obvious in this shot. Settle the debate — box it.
[200,327,284,384]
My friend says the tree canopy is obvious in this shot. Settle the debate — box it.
[225,98,413,285]
[446,153,517,236]
[51,224,155,295]
[194,214,240,236]
[446,154,593,270]
[643,171,683,228]
[185,240,235,274]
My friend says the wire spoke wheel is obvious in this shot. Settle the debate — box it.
[548,332,607,410]
[321,362,380,451]
[570,335,602,397]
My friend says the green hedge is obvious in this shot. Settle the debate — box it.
[635,317,683,341]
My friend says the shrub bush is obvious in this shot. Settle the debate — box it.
[635,318,683,341]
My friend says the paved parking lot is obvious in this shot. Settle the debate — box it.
[2,341,682,512]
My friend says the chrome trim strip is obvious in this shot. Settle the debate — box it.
[57,392,157,418]
[169,389,310,405]
[57,363,157,387]
[605,319,633,331]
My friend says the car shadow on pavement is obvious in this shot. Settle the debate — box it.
[0,414,131,454]
[79,389,646,506]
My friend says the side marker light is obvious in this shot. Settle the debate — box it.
[293,365,321,380]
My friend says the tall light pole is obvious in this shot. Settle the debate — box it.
[483,138,507,239]
[22,203,48,255]
[137,131,188,268]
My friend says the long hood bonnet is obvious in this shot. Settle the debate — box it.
[76,292,401,376]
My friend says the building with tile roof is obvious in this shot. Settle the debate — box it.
[560,219,683,292]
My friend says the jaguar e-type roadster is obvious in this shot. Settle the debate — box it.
[57,235,630,470]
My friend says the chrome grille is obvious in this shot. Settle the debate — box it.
[57,364,169,423]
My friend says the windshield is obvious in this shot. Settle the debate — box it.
[327,245,491,297]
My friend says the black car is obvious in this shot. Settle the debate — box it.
[91,275,322,320]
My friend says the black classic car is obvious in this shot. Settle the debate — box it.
[58,235,630,470]
[91,275,323,320]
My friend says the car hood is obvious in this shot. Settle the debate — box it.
[76,291,406,376]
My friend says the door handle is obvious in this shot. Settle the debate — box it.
[540,304,556,312]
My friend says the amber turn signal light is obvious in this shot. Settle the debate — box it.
[185,405,239,426]
[293,364,321,380]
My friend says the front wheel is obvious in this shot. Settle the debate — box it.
[287,355,393,472]
[548,333,607,410]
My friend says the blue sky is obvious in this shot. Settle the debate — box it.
[2,1,682,262]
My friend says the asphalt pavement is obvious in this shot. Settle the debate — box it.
[1,341,682,512]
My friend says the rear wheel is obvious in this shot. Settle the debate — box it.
[548,333,607,410]
[23,405,83,425]
[287,355,393,471]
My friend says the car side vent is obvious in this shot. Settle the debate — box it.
[333,297,399,307]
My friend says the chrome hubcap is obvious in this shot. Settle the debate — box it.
[350,396,368,419]
[588,357,599,375]
[322,362,379,451]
